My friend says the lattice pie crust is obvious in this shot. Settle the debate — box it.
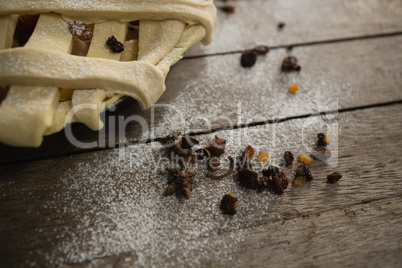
[0,0,216,147]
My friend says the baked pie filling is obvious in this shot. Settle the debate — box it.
[0,0,216,147]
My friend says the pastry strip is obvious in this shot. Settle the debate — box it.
[0,0,216,44]
[0,13,71,147]
[71,19,127,131]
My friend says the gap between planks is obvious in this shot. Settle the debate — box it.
[185,31,402,59]
[1,100,401,167]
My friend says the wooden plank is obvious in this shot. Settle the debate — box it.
[65,196,402,268]
[0,36,401,164]
[187,0,402,56]
[0,104,401,267]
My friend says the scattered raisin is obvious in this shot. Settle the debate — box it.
[284,151,294,167]
[317,133,326,140]
[219,5,235,14]
[327,172,342,183]
[220,193,238,215]
[241,50,258,67]
[252,45,270,55]
[262,165,280,178]
[278,22,286,30]
[68,21,93,41]
[317,133,329,146]
[268,172,289,194]
[106,35,124,53]
[281,56,301,72]
[295,163,314,181]
[238,168,259,189]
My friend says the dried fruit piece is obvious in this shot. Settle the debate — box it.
[238,168,259,189]
[293,176,307,186]
[220,193,238,215]
[295,163,314,181]
[106,35,124,53]
[317,133,325,140]
[278,22,286,29]
[258,151,269,162]
[268,172,289,194]
[180,135,200,149]
[284,151,294,167]
[219,5,235,14]
[68,21,93,41]
[262,165,280,178]
[281,56,301,72]
[317,132,329,146]
[242,145,255,162]
[252,45,270,55]
[213,135,227,147]
[298,154,314,164]
[205,135,226,157]
[327,172,342,183]
[289,84,298,93]
[241,50,258,67]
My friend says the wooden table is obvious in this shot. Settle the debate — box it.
[1,0,402,267]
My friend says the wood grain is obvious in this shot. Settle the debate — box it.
[1,104,401,267]
[1,36,401,164]
[186,0,402,56]
[66,196,402,268]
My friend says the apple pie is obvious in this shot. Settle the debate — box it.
[0,0,216,147]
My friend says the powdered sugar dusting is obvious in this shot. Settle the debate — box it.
[35,131,286,266]
[22,111,339,267]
